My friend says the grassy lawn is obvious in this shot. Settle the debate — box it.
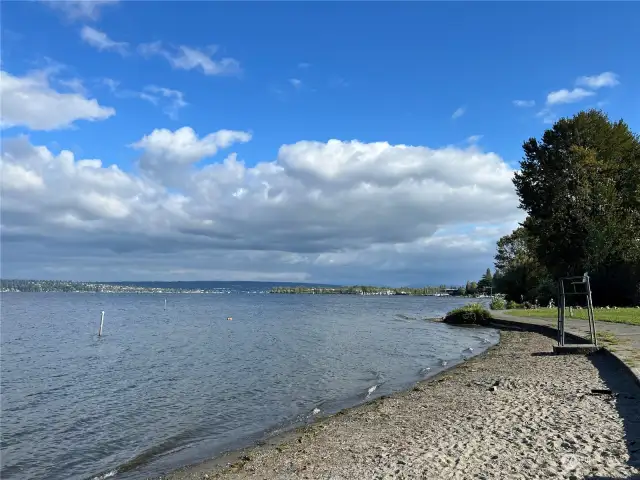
[503,307,640,326]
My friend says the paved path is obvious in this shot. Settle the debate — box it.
[490,310,640,384]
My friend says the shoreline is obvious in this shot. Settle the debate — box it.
[161,348,498,480]
[163,330,639,479]
[157,322,496,479]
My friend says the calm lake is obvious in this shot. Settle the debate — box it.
[1,289,497,480]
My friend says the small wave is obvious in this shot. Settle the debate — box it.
[418,367,431,376]
[365,384,378,398]
[98,428,203,477]
[312,408,321,415]
[91,469,117,480]
[394,313,417,321]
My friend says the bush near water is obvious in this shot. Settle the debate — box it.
[489,296,506,310]
[443,303,492,326]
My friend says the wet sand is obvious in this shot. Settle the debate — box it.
[165,331,640,479]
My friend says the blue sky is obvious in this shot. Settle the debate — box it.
[1,1,638,285]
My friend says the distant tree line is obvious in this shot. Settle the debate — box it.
[492,110,640,306]
[1,279,105,292]
[270,285,467,295]
[0,279,204,293]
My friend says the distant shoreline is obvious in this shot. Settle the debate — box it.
[0,280,486,297]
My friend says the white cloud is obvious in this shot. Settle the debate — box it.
[289,78,302,89]
[513,100,535,108]
[130,126,251,183]
[0,69,115,130]
[143,86,187,119]
[43,0,119,21]
[466,135,483,144]
[576,72,619,89]
[100,79,187,119]
[536,108,556,125]
[80,26,128,55]
[58,77,86,94]
[544,72,619,109]
[1,134,521,283]
[546,88,595,105]
[138,42,241,76]
[452,107,465,119]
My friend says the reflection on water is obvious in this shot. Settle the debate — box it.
[1,292,497,480]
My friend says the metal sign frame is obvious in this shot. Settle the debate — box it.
[557,273,597,346]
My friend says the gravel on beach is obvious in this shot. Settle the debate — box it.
[167,331,640,480]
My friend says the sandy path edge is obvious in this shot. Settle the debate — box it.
[163,331,640,480]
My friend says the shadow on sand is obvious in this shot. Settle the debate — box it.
[587,351,640,473]
[583,477,640,480]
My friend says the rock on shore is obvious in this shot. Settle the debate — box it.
[168,331,640,480]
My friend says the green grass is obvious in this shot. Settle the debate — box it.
[596,331,620,345]
[504,307,640,326]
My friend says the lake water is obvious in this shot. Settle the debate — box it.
[1,290,498,480]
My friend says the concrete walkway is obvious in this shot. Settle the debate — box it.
[490,310,640,385]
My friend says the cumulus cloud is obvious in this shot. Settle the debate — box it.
[289,78,302,89]
[138,42,241,76]
[42,0,119,21]
[1,133,521,284]
[0,69,115,130]
[130,126,251,184]
[80,26,128,55]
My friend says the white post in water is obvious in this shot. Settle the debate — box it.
[98,311,105,337]
[164,298,167,310]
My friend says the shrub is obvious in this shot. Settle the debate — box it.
[490,297,506,310]
[443,303,492,326]
[506,300,519,310]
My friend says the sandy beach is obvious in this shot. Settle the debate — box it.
[166,331,640,480]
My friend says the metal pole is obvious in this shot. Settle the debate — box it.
[557,282,561,345]
[98,311,105,337]
[559,279,566,346]
[586,276,597,346]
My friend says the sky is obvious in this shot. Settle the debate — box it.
[1,1,639,286]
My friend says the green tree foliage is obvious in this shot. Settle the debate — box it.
[465,281,478,296]
[477,268,493,291]
[511,109,640,305]
[492,224,554,303]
